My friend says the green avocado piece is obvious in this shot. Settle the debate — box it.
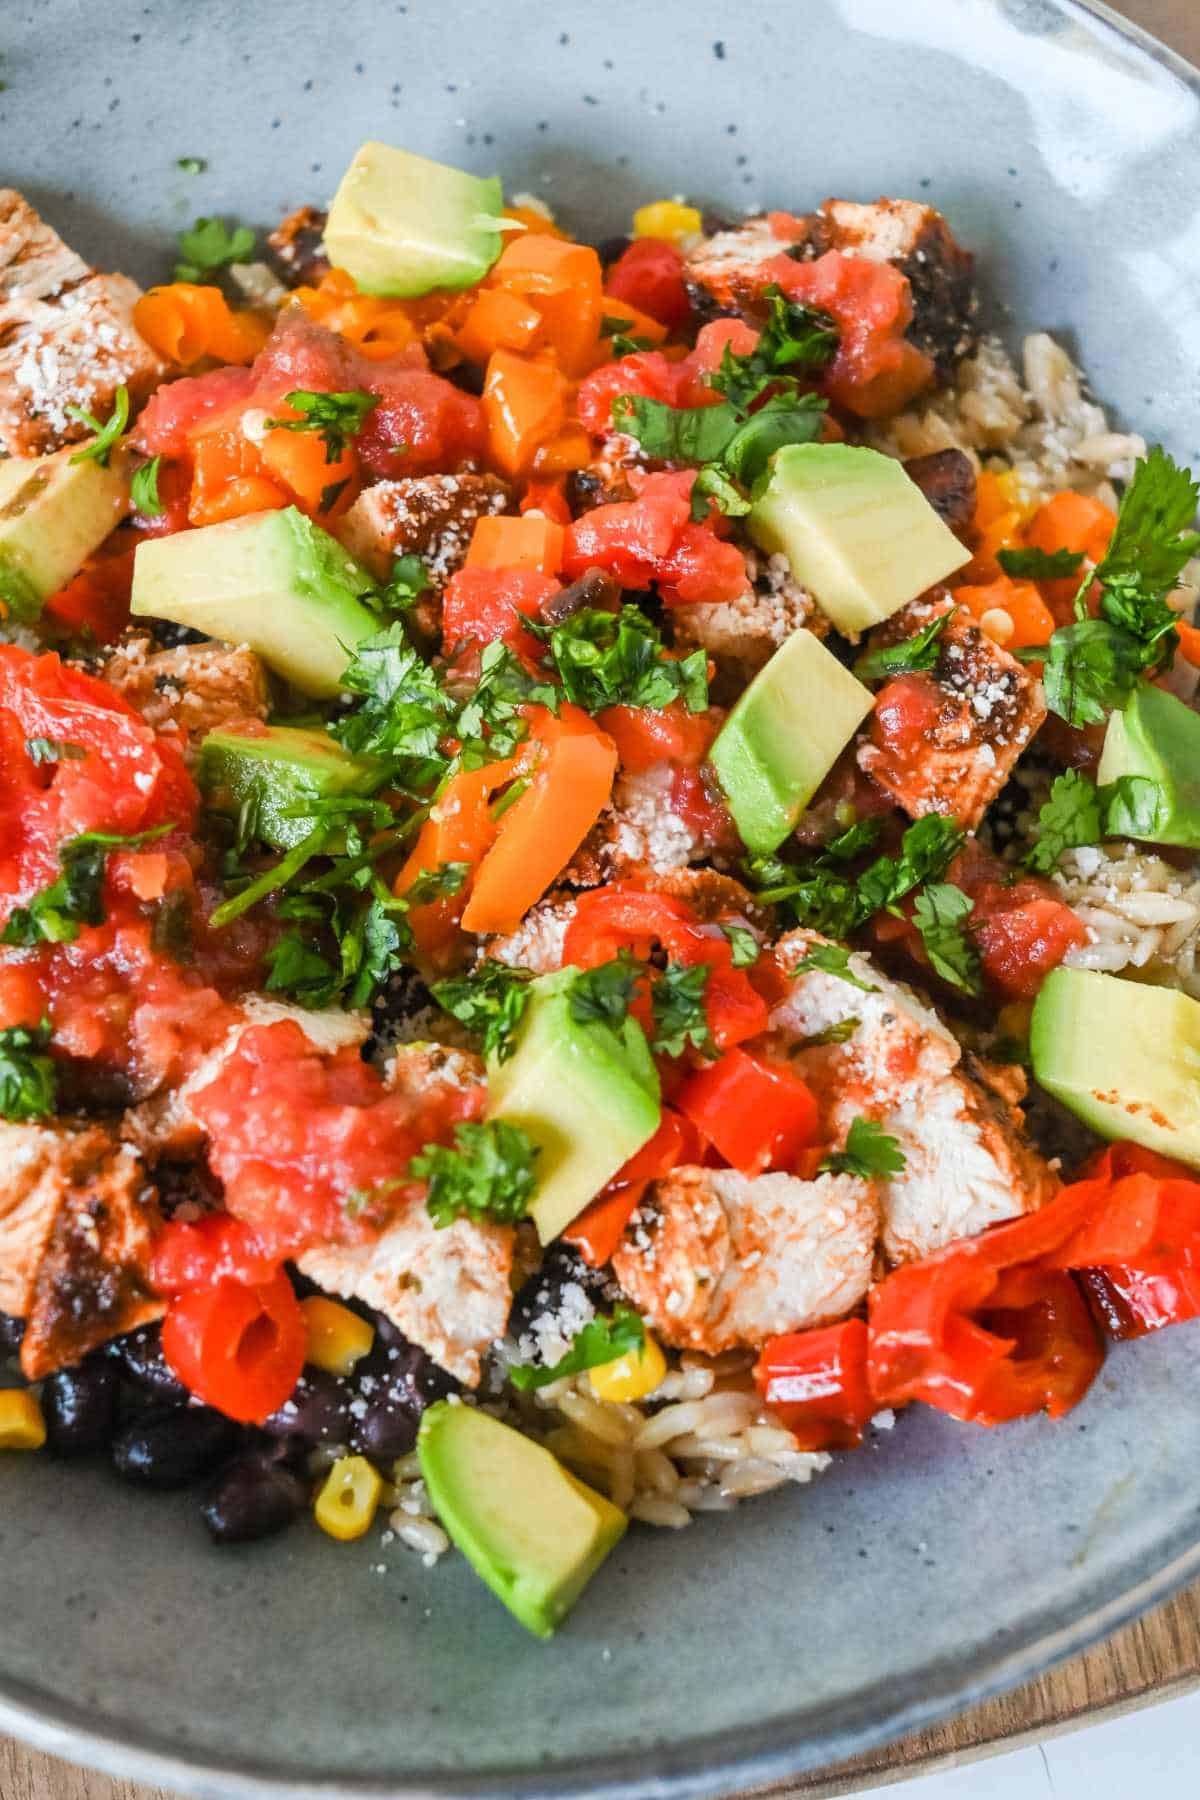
[130,507,378,698]
[486,968,660,1243]
[1031,966,1200,1167]
[708,626,874,854]
[198,723,383,850]
[1098,682,1200,847]
[324,141,506,298]
[0,450,129,623]
[748,443,971,637]
[417,1401,626,1638]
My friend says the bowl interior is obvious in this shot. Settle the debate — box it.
[3,1,1200,1794]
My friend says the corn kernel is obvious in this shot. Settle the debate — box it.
[632,201,702,245]
[588,1334,668,1404]
[0,1389,45,1451]
[314,1454,383,1541]
[301,1296,375,1377]
[979,607,1015,646]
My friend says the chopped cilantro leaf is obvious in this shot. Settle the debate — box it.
[651,961,711,1058]
[611,393,739,463]
[176,156,208,175]
[25,738,84,766]
[997,545,1084,580]
[854,611,951,683]
[539,604,708,715]
[403,862,469,905]
[706,285,838,412]
[130,455,164,516]
[431,962,534,1064]
[376,553,433,614]
[1102,771,1169,841]
[2,824,172,947]
[793,942,877,992]
[721,922,760,968]
[413,1119,539,1229]
[67,385,129,468]
[332,625,459,781]
[264,930,341,1007]
[1024,769,1103,874]
[0,1020,57,1122]
[820,1117,906,1181]
[853,814,964,925]
[821,817,884,863]
[691,463,752,521]
[792,1017,860,1050]
[175,215,255,282]
[569,953,642,1029]
[509,1305,646,1392]
[266,388,379,463]
[912,882,981,994]
[718,390,826,489]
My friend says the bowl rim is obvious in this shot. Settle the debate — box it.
[4,1,1200,1795]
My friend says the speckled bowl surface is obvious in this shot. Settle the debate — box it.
[3,2,1200,1795]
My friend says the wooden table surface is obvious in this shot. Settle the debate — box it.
[7,0,1199,1795]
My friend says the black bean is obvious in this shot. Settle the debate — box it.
[594,234,631,268]
[42,1358,119,1456]
[0,1312,25,1354]
[108,1323,189,1403]
[509,1242,615,1342]
[263,1367,354,1447]
[145,618,209,649]
[112,1405,240,1489]
[201,1450,307,1545]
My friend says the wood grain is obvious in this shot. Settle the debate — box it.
[6,0,1200,1796]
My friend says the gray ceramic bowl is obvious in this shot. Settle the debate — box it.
[3,1,1200,1795]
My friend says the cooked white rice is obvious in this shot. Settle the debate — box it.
[1054,845,1200,996]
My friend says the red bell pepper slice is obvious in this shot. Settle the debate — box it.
[754,1319,874,1450]
[151,1213,280,1293]
[564,1108,702,1267]
[676,1048,819,1175]
[1078,1265,1200,1340]
[1043,1142,1200,1275]
[160,1271,307,1425]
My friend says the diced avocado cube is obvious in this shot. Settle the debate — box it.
[130,507,379,698]
[199,723,384,850]
[1031,966,1200,1167]
[324,141,506,298]
[1098,682,1200,848]
[748,443,971,637]
[0,450,129,622]
[708,627,874,854]
[486,968,660,1243]
[417,1401,626,1638]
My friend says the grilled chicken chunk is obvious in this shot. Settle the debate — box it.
[902,449,977,537]
[566,764,720,887]
[267,204,330,287]
[768,930,1057,1263]
[684,217,791,317]
[0,1119,162,1379]
[100,634,271,760]
[672,554,829,691]
[612,1165,877,1354]
[0,189,165,455]
[857,599,1046,829]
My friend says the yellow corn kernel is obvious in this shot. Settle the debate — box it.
[0,1389,46,1451]
[301,1296,375,1377]
[632,200,702,245]
[588,1334,668,1404]
[314,1454,383,1541]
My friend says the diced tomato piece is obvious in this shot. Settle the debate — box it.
[441,566,559,659]
[669,764,736,847]
[767,249,933,418]
[687,317,761,375]
[43,548,136,644]
[657,521,748,606]
[246,306,365,403]
[867,673,943,786]
[676,1048,819,1175]
[134,366,258,457]
[563,474,747,606]
[151,1213,280,1292]
[598,701,715,773]
[564,1108,702,1267]
[160,1272,307,1425]
[755,1319,874,1450]
[973,894,1088,1000]
[356,363,486,477]
[575,347,715,437]
[605,238,691,331]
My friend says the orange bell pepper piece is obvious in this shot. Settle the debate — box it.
[134,284,269,367]
[188,427,288,526]
[599,295,669,348]
[0,963,47,1032]
[533,426,593,475]
[465,512,565,577]
[519,477,572,526]
[258,426,359,521]
[460,709,618,936]
[481,351,568,479]
[1177,620,1200,667]
[491,237,604,376]
[396,756,520,958]
[456,289,545,364]
[1025,490,1116,565]
[956,576,1056,650]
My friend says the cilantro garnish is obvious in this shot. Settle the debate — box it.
[431,962,535,1064]
[854,611,952,683]
[820,1117,907,1181]
[1038,448,1200,726]
[403,862,469,905]
[509,1305,646,1392]
[793,942,877,992]
[568,953,642,1029]
[176,156,208,175]
[375,554,433,615]
[650,961,711,1057]
[24,739,85,766]
[1023,768,1103,874]
[0,1020,57,1122]
[175,215,256,282]
[266,389,379,464]
[690,464,752,520]
[706,285,838,410]
[600,315,654,358]
[2,825,172,947]
[332,626,460,782]
[997,545,1084,581]
[413,1119,539,1230]
[720,922,760,968]
[852,815,965,924]
[131,455,164,516]
[1102,772,1168,841]
[264,931,341,1008]
[911,882,981,994]
[792,1017,860,1050]
[536,604,708,715]
[748,814,962,939]
[611,393,740,465]
[67,385,129,468]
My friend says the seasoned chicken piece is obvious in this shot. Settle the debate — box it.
[334,472,511,640]
[683,216,803,317]
[0,190,166,456]
[566,765,719,887]
[646,866,772,934]
[299,1204,512,1386]
[612,1165,877,1353]
[672,553,829,692]
[488,893,578,974]
[768,930,1057,1263]
[123,997,369,1161]
[856,599,1046,829]
[99,633,270,759]
[902,449,977,538]
[267,204,330,287]
[0,1119,162,1379]
[816,199,978,380]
